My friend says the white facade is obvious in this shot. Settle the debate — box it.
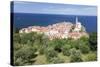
[62,34,68,39]
[74,17,82,32]
[19,30,23,33]
[32,28,39,32]
[49,30,58,35]
[19,28,26,33]
[24,29,29,33]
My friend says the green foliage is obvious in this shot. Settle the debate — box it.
[14,45,37,66]
[66,39,80,49]
[49,57,64,64]
[13,43,23,51]
[39,47,46,55]
[14,57,24,66]
[13,33,21,43]
[20,32,35,44]
[15,45,37,59]
[85,52,97,61]
[13,27,19,33]
[48,39,66,53]
[89,32,97,51]
[13,31,97,65]
[77,36,90,54]
[71,40,80,49]
[79,44,90,54]
[70,48,83,62]
[45,47,58,62]
[44,47,64,63]
[46,48,57,58]
[79,36,89,42]
[54,39,65,47]
[62,45,71,56]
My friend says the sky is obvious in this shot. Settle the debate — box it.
[12,1,97,16]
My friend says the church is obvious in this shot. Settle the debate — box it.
[74,17,82,32]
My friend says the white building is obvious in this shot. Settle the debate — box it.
[74,17,82,32]
[62,34,68,39]
[49,30,58,35]
[19,28,26,33]
[31,28,39,32]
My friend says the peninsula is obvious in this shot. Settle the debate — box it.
[19,17,88,40]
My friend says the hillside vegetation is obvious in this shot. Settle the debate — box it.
[13,31,97,66]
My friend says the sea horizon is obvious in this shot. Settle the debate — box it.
[11,13,97,33]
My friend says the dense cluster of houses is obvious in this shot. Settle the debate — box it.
[19,17,88,40]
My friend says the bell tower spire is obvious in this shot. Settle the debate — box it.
[76,17,78,23]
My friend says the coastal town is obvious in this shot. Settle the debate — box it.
[19,17,88,40]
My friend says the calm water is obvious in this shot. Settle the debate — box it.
[12,13,97,32]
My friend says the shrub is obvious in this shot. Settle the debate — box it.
[39,47,45,55]
[89,32,97,51]
[14,45,37,65]
[45,48,58,62]
[62,45,71,56]
[13,33,21,43]
[20,33,34,44]
[20,32,40,44]
[85,53,97,61]
[68,40,79,50]
[70,48,83,62]
[63,50,70,56]
[14,43,22,51]
[50,57,64,64]
[53,39,65,53]
[78,37,90,54]
[14,57,24,66]
[79,44,90,54]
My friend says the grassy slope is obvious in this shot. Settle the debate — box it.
[33,53,70,65]
[34,55,47,65]
[58,53,70,63]
[33,51,97,65]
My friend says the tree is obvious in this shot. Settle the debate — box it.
[78,36,90,54]
[45,47,58,63]
[89,32,97,51]
[14,43,23,51]
[79,44,90,54]
[20,32,35,44]
[67,39,80,50]
[70,48,83,62]
[14,57,24,66]
[79,36,89,42]
[62,44,71,56]
[85,52,97,61]
[53,39,66,53]
[13,33,21,43]
[14,45,37,66]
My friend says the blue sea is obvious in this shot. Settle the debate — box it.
[12,13,97,32]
